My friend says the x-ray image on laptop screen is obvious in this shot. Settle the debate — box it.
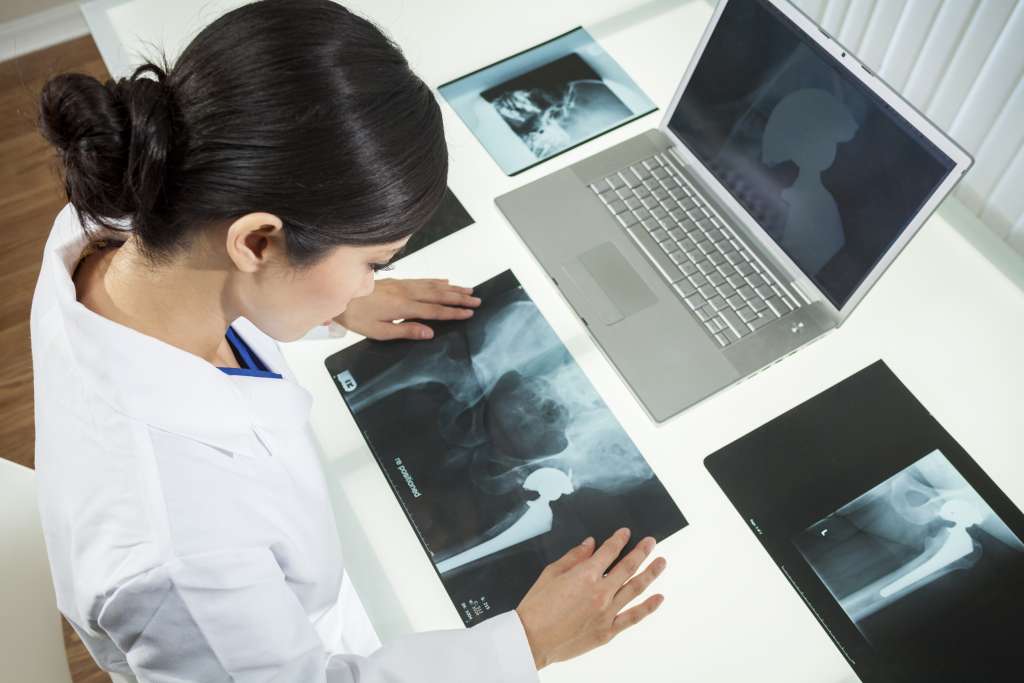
[668,0,956,308]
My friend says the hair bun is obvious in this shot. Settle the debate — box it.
[39,63,180,235]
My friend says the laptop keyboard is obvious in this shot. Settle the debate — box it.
[589,153,800,347]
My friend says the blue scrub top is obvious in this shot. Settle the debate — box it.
[218,326,282,379]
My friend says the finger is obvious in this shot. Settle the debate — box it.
[605,536,656,588]
[610,593,665,637]
[426,289,481,308]
[611,556,666,612]
[365,321,434,341]
[587,528,631,575]
[382,321,434,339]
[544,537,595,576]
[410,302,475,321]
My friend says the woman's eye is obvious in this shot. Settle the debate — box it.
[370,262,393,273]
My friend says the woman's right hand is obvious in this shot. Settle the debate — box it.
[515,528,667,670]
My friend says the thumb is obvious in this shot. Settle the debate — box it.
[371,321,434,341]
[546,537,595,576]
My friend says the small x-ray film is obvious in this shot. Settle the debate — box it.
[326,270,686,626]
[438,28,656,175]
[396,188,474,262]
[705,362,1024,683]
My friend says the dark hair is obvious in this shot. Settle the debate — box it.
[38,0,447,266]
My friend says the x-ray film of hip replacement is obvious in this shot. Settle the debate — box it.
[326,271,686,626]
[705,361,1024,683]
[794,449,1024,647]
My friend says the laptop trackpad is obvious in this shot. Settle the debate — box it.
[560,243,657,325]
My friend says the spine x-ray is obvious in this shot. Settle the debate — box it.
[327,271,686,626]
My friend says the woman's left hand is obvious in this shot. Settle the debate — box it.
[334,278,481,341]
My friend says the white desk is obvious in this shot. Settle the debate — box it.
[84,1,1024,680]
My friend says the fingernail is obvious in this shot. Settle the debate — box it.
[419,329,433,339]
[581,537,594,547]
[619,528,631,538]
[470,297,482,305]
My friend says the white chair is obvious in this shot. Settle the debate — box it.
[0,458,132,683]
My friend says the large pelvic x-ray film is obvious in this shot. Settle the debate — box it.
[705,361,1024,683]
[326,271,686,626]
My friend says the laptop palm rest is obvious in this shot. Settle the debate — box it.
[560,242,657,326]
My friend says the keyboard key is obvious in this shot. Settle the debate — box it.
[708,252,725,267]
[706,317,724,333]
[643,178,660,190]
[650,228,669,242]
[679,237,697,253]
[714,332,729,347]
[641,218,661,232]
[634,209,651,222]
[669,187,688,200]
[718,263,736,278]
[679,198,698,211]
[719,239,736,255]
[727,274,745,288]
[624,197,642,210]
[726,294,745,310]
[626,227,685,283]
[754,284,773,298]
[668,227,686,241]
[736,262,755,277]
[608,200,627,214]
[725,251,744,265]
[652,166,669,179]
[684,294,703,310]
[635,185,651,199]
[697,261,715,275]
[708,295,727,311]
[643,158,661,170]
[674,279,697,297]
[748,297,767,312]
[659,239,678,254]
[652,188,669,201]
[679,261,698,277]
[623,172,642,188]
[737,285,756,300]
[669,251,688,265]
[696,218,716,232]
[699,284,717,299]
[765,297,787,316]
[720,308,748,338]
[697,241,716,256]
[633,165,652,180]
[617,212,639,228]
[707,272,726,287]
[695,306,713,322]
[652,206,669,220]
[749,313,773,330]
[736,306,757,323]
[689,273,707,287]
[590,179,611,194]
[642,196,660,209]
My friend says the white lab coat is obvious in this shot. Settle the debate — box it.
[30,205,539,683]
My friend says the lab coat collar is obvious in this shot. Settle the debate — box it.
[45,206,312,456]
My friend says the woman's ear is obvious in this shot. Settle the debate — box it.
[225,212,285,273]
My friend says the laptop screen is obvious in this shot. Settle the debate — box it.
[668,0,955,308]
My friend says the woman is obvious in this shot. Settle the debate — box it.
[31,1,667,681]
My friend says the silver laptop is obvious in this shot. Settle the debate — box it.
[495,0,972,422]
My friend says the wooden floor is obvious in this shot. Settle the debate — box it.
[1,35,112,683]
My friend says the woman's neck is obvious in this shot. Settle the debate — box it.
[74,235,240,368]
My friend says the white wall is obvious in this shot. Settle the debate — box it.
[792,0,1024,257]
